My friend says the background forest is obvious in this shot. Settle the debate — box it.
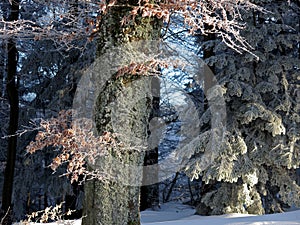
[0,0,299,225]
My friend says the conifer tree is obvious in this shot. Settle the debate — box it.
[185,0,300,215]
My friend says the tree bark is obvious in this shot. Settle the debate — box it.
[1,1,20,224]
[140,76,160,211]
[0,41,5,98]
[83,77,152,225]
[82,1,162,224]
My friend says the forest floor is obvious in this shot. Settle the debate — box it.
[14,202,300,225]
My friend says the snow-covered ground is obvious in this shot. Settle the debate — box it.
[141,202,300,225]
[16,202,300,225]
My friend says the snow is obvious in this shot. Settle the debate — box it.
[141,203,300,225]
[15,202,300,225]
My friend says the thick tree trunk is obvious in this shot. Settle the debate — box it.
[83,77,152,225]
[82,2,162,224]
[1,1,19,224]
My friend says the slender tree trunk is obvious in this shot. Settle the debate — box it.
[0,41,5,98]
[140,77,160,211]
[1,1,19,224]
[196,26,218,216]
[202,31,216,105]
[82,1,162,224]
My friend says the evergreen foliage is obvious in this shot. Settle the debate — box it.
[186,0,300,215]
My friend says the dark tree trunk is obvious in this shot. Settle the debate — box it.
[140,76,160,211]
[195,26,218,216]
[0,42,5,98]
[202,31,216,106]
[1,1,20,224]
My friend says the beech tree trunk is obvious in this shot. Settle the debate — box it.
[83,77,152,225]
[82,1,162,224]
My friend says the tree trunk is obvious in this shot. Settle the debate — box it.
[82,75,153,225]
[140,76,160,211]
[0,36,6,98]
[1,1,19,224]
[82,2,162,224]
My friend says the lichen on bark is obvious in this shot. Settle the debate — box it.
[82,1,162,224]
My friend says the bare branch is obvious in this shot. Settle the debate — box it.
[0,0,267,54]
